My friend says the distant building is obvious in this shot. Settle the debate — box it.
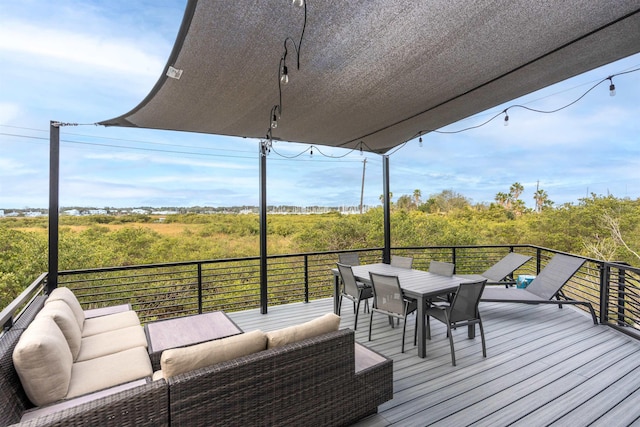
[63,209,81,216]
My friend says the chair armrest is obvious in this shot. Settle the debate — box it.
[19,379,167,427]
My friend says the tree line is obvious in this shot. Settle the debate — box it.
[1,193,639,308]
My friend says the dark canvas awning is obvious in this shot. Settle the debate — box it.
[99,1,640,153]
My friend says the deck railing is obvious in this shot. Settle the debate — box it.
[2,245,639,339]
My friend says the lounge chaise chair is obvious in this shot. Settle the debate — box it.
[459,252,532,287]
[480,253,598,324]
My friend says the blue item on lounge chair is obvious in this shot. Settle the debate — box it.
[516,275,536,288]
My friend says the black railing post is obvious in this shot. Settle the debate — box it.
[382,155,391,264]
[259,141,268,314]
[452,247,457,273]
[616,263,629,326]
[197,263,203,314]
[304,255,309,303]
[599,262,609,325]
[47,121,60,294]
[536,247,542,273]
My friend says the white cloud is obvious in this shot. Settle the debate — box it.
[0,21,165,78]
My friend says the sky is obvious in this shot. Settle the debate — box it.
[1,1,639,210]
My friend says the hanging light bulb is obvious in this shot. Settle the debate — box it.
[608,78,616,97]
[503,112,509,126]
[310,146,314,157]
[271,113,278,129]
[419,136,423,147]
[280,65,289,84]
[292,0,304,6]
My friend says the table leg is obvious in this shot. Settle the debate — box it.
[468,324,476,339]
[417,296,427,358]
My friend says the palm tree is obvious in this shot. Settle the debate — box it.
[379,192,393,204]
[495,192,510,208]
[533,189,548,213]
[510,182,524,200]
[412,189,422,207]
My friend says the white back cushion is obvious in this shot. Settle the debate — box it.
[160,330,267,379]
[266,313,341,349]
[46,287,85,330]
[13,316,73,406]
[38,300,82,361]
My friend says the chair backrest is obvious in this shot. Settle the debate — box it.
[481,252,532,282]
[369,272,405,316]
[391,255,413,269]
[429,260,455,276]
[525,254,586,300]
[338,252,360,266]
[448,279,487,323]
[337,263,360,297]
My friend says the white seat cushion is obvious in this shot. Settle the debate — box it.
[76,326,148,362]
[13,316,73,406]
[66,347,152,399]
[81,310,141,337]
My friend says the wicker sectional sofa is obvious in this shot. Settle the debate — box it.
[1,294,392,427]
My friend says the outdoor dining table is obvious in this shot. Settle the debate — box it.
[332,263,474,358]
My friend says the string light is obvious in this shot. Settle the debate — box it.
[270,105,280,129]
[266,1,307,137]
[418,134,423,147]
[503,111,509,126]
[608,76,616,96]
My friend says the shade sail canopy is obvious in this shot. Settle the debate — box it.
[99,0,640,154]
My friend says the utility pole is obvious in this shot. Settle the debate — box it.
[359,158,367,214]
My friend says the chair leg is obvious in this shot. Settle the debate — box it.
[354,299,361,331]
[368,310,374,342]
[447,323,456,366]
[426,315,431,340]
[479,318,487,358]
[401,315,407,353]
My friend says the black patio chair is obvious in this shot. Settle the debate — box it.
[426,279,488,366]
[429,260,455,276]
[338,252,360,266]
[368,272,417,353]
[391,255,413,269]
[337,262,372,331]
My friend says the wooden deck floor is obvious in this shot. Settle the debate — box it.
[227,298,640,427]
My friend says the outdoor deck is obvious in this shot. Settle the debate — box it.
[227,297,640,426]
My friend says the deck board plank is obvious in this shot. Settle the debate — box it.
[226,298,640,426]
